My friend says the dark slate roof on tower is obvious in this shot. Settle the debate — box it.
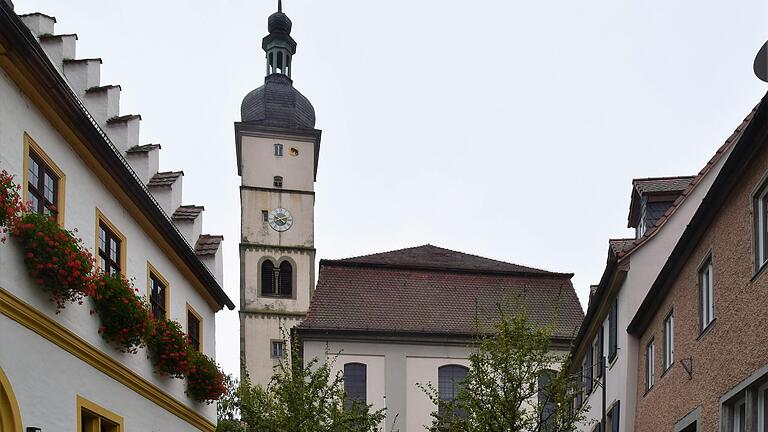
[325,244,564,276]
[299,246,584,339]
[240,74,316,128]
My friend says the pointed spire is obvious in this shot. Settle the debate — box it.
[278,0,282,13]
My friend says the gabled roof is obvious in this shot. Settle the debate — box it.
[619,105,759,257]
[629,93,768,335]
[298,247,584,342]
[325,244,568,277]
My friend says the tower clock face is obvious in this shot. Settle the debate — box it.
[268,208,293,232]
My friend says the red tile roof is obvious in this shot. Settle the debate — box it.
[326,244,566,276]
[299,246,584,340]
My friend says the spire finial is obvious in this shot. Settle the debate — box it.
[278,0,282,12]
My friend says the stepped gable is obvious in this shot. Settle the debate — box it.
[300,245,583,340]
[11,6,231,305]
[195,235,223,256]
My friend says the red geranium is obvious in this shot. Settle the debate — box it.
[92,273,151,353]
[186,349,227,403]
[145,317,190,378]
[11,212,94,311]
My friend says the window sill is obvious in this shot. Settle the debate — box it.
[660,363,674,379]
[697,319,716,341]
[643,384,654,398]
[261,294,293,299]
[752,261,768,283]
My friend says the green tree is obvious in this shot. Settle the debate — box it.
[217,339,387,432]
[420,309,587,432]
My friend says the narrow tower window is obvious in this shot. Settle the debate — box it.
[274,143,283,156]
[279,261,293,297]
[261,259,292,298]
[273,176,283,188]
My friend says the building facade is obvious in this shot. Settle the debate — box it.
[570,92,762,430]
[629,95,768,431]
[237,2,322,388]
[296,245,584,432]
[0,2,234,431]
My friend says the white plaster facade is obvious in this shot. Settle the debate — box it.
[0,6,231,431]
[576,143,736,432]
[304,338,569,432]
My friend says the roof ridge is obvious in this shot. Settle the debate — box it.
[618,101,761,260]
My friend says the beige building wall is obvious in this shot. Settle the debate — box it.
[239,131,318,388]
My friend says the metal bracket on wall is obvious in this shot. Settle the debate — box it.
[680,357,693,380]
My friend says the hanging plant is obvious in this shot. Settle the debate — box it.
[0,170,21,228]
[11,212,94,311]
[146,317,190,378]
[186,349,227,403]
[91,273,151,353]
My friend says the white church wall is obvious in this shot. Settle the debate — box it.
[0,58,218,423]
[240,189,314,248]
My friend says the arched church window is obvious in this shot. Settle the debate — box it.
[438,365,468,419]
[279,261,293,297]
[343,363,367,411]
[261,260,276,296]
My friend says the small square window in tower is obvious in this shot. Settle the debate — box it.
[273,176,283,188]
[274,143,283,157]
[271,340,284,358]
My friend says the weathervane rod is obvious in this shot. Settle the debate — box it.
[278,0,282,12]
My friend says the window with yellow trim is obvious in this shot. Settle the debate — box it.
[147,263,169,320]
[77,396,123,432]
[23,133,65,224]
[187,304,202,352]
[95,210,126,276]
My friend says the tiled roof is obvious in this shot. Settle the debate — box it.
[85,84,120,94]
[301,247,582,339]
[617,104,760,259]
[195,234,223,256]
[106,114,141,123]
[148,171,183,188]
[172,205,204,220]
[126,143,161,153]
[608,238,636,256]
[633,176,695,195]
[327,244,563,276]
[298,263,584,339]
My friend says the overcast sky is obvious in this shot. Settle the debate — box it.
[17,0,768,376]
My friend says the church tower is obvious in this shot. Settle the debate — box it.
[236,0,321,387]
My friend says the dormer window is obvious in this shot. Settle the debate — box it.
[274,143,283,157]
[273,176,283,188]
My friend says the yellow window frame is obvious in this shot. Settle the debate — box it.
[95,208,127,276]
[22,132,66,226]
[76,395,123,432]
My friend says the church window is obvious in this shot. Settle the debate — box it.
[262,210,269,222]
[261,260,293,298]
[538,370,557,431]
[274,143,283,156]
[344,363,367,411]
[274,176,283,188]
[271,340,285,358]
[279,261,293,296]
[438,365,468,419]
